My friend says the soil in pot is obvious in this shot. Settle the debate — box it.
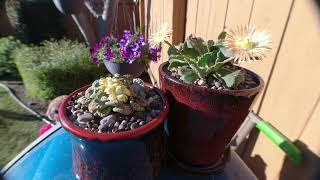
[66,85,164,133]
[159,62,263,172]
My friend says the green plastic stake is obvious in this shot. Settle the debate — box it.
[248,112,303,165]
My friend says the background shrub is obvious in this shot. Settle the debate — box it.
[0,36,21,77]
[14,39,105,99]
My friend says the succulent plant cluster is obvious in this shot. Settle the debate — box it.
[148,24,271,89]
[76,74,158,118]
[167,33,246,88]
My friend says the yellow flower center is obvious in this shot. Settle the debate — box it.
[235,36,257,51]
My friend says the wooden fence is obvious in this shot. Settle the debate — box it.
[141,0,320,179]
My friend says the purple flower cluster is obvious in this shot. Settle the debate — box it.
[90,30,161,65]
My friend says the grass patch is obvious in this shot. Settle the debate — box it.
[0,86,43,168]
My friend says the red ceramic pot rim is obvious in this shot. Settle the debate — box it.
[159,62,264,97]
[58,83,169,141]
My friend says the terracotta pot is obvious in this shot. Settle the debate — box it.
[159,62,263,168]
[53,0,83,15]
[58,84,169,179]
[104,60,147,77]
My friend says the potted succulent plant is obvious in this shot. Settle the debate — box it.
[58,74,169,179]
[91,30,161,77]
[151,24,271,172]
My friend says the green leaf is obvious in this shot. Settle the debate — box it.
[220,69,245,88]
[218,31,227,40]
[217,50,226,62]
[206,62,225,75]
[179,67,199,84]
[169,55,187,62]
[168,55,188,70]
[168,61,188,70]
[180,42,199,58]
[186,35,207,55]
[197,52,217,67]
[206,40,215,52]
[168,46,179,56]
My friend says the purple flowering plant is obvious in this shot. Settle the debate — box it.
[90,30,161,65]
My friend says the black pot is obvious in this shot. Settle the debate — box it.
[104,60,147,77]
[53,0,83,15]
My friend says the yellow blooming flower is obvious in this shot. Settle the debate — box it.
[98,77,132,103]
[149,23,172,48]
[224,25,272,62]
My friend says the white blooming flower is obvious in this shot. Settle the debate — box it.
[149,23,172,48]
[224,25,272,62]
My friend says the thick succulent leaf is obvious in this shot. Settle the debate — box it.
[218,31,227,40]
[187,60,206,78]
[220,69,245,88]
[180,42,199,58]
[217,50,226,62]
[220,47,234,58]
[179,67,199,84]
[168,46,178,56]
[169,54,187,62]
[197,52,217,67]
[186,35,207,55]
[168,60,188,70]
[206,62,225,75]
[205,40,215,52]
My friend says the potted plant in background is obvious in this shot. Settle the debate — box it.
[151,24,271,173]
[91,30,161,77]
[59,74,169,179]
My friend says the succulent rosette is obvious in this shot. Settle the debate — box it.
[90,30,161,65]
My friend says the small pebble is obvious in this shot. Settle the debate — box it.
[118,123,125,130]
[211,86,216,89]
[130,117,137,122]
[130,122,139,130]
[197,79,206,86]
[150,112,158,118]
[114,121,120,128]
[214,81,221,87]
[146,116,153,122]
[218,87,223,90]
[98,115,116,131]
[74,104,80,109]
[139,121,145,126]
[121,120,127,125]
[77,113,94,123]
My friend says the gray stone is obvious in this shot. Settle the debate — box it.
[214,81,221,87]
[139,121,145,126]
[146,116,153,122]
[130,117,137,122]
[114,121,120,128]
[118,123,125,130]
[197,79,206,86]
[130,122,139,130]
[100,114,117,127]
[77,113,94,123]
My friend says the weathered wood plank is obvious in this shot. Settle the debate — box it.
[246,0,320,179]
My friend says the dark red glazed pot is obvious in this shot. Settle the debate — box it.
[59,84,169,179]
[159,62,263,168]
